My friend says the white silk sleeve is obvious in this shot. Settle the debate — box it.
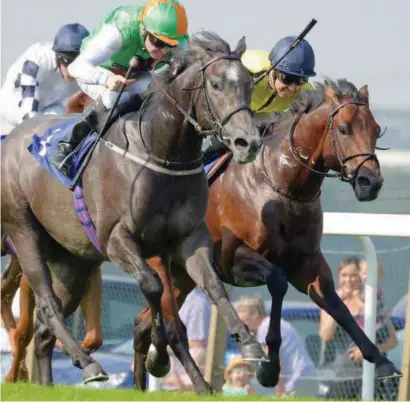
[67,23,122,86]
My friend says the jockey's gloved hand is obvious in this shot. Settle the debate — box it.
[105,75,136,92]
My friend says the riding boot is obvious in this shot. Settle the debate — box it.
[49,95,143,175]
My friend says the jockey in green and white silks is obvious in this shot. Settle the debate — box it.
[50,0,189,174]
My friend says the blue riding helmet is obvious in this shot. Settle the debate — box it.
[269,36,316,78]
[52,23,89,53]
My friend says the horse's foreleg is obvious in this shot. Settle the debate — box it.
[230,245,288,388]
[5,274,35,383]
[156,257,212,394]
[80,264,103,353]
[107,226,169,378]
[174,223,265,361]
[290,253,401,380]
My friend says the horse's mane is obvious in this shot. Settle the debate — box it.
[271,78,363,126]
[146,31,232,93]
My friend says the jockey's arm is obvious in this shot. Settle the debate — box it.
[67,24,121,87]
[14,49,48,123]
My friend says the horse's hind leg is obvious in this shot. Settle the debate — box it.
[80,264,103,353]
[5,273,35,383]
[174,223,265,361]
[7,224,106,384]
[1,256,23,349]
[289,252,401,379]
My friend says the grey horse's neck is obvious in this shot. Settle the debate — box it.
[124,64,205,166]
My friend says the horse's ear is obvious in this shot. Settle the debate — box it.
[359,85,369,106]
[324,81,341,106]
[233,36,247,58]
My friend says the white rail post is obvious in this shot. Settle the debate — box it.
[357,236,377,402]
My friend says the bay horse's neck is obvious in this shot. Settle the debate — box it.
[131,65,204,164]
[264,105,330,201]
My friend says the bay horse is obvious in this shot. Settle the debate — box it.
[1,32,265,390]
[130,79,401,390]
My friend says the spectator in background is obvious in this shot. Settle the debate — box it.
[222,355,256,396]
[160,287,211,391]
[391,292,408,321]
[234,295,316,397]
[320,256,397,363]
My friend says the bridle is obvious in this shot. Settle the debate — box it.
[288,101,380,183]
[151,55,254,143]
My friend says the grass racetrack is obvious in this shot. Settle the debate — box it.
[1,383,319,401]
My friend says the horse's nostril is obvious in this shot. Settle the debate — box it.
[234,137,249,149]
[357,176,371,188]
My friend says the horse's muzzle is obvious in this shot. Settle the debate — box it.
[353,168,384,201]
[230,130,262,164]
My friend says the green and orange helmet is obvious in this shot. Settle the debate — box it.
[140,0,188,46]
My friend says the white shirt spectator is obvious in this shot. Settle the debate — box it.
[0,288,20,352]
[257,317,316,395]
[0,42,79,131]
[391,292,407,321]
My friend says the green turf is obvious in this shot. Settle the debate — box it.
[1,383,319,401]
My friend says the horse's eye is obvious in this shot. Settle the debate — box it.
[338,124,349,135]
[210,81,220,90]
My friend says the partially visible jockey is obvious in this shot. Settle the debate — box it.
[0,23,89,134]
[202,36,316,163]
[50,0,189,174]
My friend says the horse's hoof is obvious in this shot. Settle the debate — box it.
[375,361,402,380]
[240,342,267,362]
[256,361,280,388]
[145,344,170,378]
[83,363,109,384]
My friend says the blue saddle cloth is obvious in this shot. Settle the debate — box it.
[27,117,97,188]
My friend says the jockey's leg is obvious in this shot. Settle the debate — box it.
[49,69,149,173]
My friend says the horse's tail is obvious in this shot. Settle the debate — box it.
[66,91,92,114]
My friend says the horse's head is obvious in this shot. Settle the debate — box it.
[179,32,261,163]
[322,80,383,201]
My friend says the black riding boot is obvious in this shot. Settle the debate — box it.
[49,95,143,175]
[48,97,108,175]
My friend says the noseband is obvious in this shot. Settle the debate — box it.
[289,101,380,182]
